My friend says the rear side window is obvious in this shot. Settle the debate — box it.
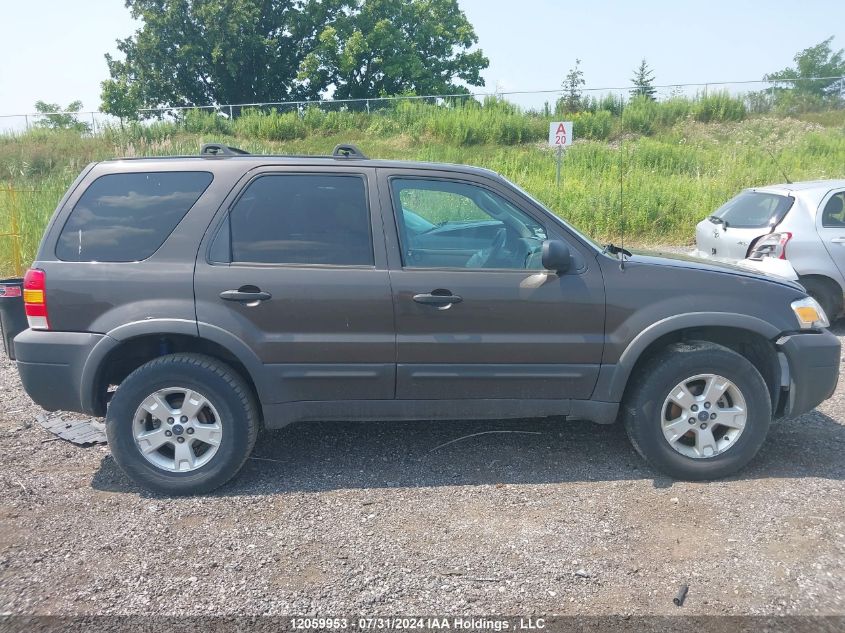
[710,191,793,229]
[56,172,212,262]
[224,174,373,266]
[821,192,845,227]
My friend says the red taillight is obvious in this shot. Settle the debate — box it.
[747,232,792,261]
[23,268,49,330]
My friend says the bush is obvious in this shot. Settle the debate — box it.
[583,93,625,116]
[622,97,659,135]
[182,110,231,135]
[573,110,614,140]
[653,98,693,127]
[693,92,746,123]
[388,99,544,145]
[232,109,307,141]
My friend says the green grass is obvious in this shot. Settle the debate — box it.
[1,97,844,275]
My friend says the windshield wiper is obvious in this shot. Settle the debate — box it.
[708,215,729,228]
[603,243,632,257]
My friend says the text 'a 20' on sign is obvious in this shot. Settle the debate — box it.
[549,121,573,147]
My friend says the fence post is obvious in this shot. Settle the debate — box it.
[366,100,370,114]
[7,185,22,277]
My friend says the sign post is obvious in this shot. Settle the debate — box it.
[548,121,573,187]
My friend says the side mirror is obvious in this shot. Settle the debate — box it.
[541,239,571,275]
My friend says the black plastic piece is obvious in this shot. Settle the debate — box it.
[332,144,368,159]
[200,143,250,156]
[0,278,26,360]
[778,330,841,417]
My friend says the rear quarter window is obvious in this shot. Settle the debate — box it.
[55,171,213,262]
[711,191,793,229]
[821,192,845,227]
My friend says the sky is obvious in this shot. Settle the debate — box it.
[0,0,843,120]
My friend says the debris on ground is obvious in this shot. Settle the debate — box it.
[674,583,689,607]
[35,413,107,446]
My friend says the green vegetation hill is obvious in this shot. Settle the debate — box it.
[1,96,844,275]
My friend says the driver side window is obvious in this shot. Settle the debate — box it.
[391,178,547,270]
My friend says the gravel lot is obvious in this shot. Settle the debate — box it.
[0,326,844,618]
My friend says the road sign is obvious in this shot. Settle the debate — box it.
[549,121,573,187]
[549,121,573,147]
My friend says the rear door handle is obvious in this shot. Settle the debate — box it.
[413,292,463,306]
[220,289,272,303]
[831,237,845,244]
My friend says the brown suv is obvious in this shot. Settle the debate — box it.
[9,144,840,494]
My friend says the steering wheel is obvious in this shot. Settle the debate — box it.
[467,228,507,268]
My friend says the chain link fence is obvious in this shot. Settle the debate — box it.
[1,77,843,134]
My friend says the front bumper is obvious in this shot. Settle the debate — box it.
[14,329,105,414]
[778,329,840,417]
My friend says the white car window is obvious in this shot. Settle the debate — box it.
[821,192,845,228]
[711,191,793,229]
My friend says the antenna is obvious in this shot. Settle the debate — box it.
[765,147,792,184]
[619,138,626,270]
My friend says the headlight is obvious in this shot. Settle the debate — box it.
[791,296,829,329]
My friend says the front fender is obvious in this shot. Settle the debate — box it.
[592,311,782,403]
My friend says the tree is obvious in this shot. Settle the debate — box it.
[100,77,143,122]
[33,100,91,132]
[630,59,656,100]
[765,36,845,100]
[559,59,585,113]
[297,0,488,99]
[101,0,345,117]
[101,0,488,116]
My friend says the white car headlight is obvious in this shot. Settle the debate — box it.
[791,296,830,329]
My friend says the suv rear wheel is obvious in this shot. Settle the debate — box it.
[106,353,259,495]
[623,341,772,480]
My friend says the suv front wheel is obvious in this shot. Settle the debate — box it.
[623,341,772,480]
[106,353,259,495]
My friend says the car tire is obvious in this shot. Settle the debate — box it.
[800,277,842,322]
[106,353,259,495]
[623,341,772,480]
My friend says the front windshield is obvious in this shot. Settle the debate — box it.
[507,180,603,251]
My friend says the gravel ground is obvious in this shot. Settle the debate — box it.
[0,326,844,618]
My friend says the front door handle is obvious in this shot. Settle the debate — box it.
[413,291,463,306]
[220,289,272,303]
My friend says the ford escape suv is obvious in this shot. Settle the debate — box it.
[12,144,840,494]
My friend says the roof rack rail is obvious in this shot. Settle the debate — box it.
[332,144,368,159]
[200,143,250,156]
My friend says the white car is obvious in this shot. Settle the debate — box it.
[693,180,845,320]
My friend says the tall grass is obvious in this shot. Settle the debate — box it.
[98,92,752,147]
[1,98,843,275]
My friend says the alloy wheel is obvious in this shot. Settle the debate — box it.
[660,373,747,459]
[132,387,223,472]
